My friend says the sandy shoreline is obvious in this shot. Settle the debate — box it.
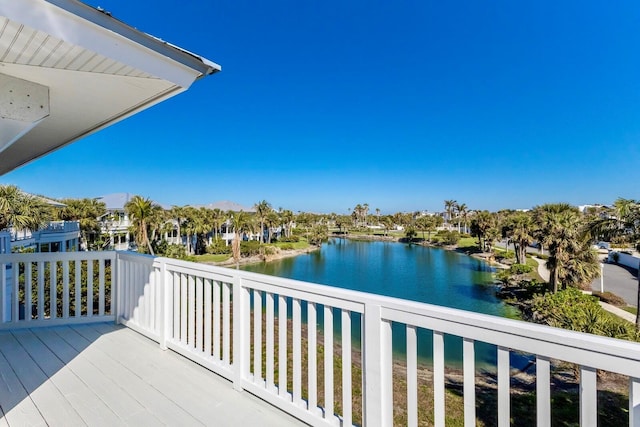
[201,245,321,268]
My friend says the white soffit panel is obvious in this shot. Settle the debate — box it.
[0,72,49,153]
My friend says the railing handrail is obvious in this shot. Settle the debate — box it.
[154,255,640,367]
[0,251,113,263]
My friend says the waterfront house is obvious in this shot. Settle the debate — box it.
[0,1,639,426]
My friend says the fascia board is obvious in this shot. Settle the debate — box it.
[1,0,219,88]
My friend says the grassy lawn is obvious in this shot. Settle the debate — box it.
[192,253,231,263]
[272,240,310,250]
[624,306,638,316]
[457,237,478,248]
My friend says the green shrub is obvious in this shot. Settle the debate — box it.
[531,288,638,341]
[278,235,300,243]
[240,240,261,257]
[510,263,533,275]
[440,230,460,245]
[206,239,231,255]
[280,243,295,250]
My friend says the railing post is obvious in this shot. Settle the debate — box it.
[159,259,171,350]
[232,274,250,392]
[363,302,393,427]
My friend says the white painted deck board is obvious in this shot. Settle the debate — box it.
[0,323,305,427]
[0,331,86,426]
[0,350,46,427]
[13,328,123,426]
[53,325,203,426]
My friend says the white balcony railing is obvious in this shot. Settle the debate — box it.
[1,251,639,426]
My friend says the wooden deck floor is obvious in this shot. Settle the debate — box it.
[0,323,306,426]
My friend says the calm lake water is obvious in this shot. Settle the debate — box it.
[243,238,521,368]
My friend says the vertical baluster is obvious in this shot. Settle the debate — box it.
[433,331,445,427]
[342,309,352,426]
[74,260,81,317]
[87,260,93,317]
[50,261,57,319]
[188,275,196,349]
[253,289,263,384]
[223,282,231,366]
[266,292,275,392]
[180,273,188,344]
[144,264,150,327]
[407,325,418,427]
[631,377,640,427]
[99,258,105,316]
[308,302,318,413]
[497,346,510,427]
[536,356,551,427]
[196,276,204,352]
[580,366,597,427]
[293,298,302,403]
[123,260,130,320]
[204,279,212,356]
[324,305,334,421]
[463,338,476,426]
[213,280,221,360]
[278,295,288,399]
[173,271,180,340]
[62,260,69,318]
[132,262,138,322]
[11,262,18,322]
[150,266,157,331]
[25,262,32,321]
[38,261,44,320]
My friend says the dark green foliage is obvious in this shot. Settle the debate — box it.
[436,230,460,245]
[278,235,300,243]
[240,240,261,256]
[308,225,329,246]
[404,227,417,241]
[531,288,638,341]
[509,263,533,275]
[206,239,232,255]
[18,260,112,319]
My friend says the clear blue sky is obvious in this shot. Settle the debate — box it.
[3,1,640,214]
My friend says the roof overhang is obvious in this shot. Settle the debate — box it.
[0,0,220,175]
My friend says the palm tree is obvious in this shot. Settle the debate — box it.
[503,211,534,264]
[169,206,187,247]
[265,211,279,243]
[444,200,457,229]
[254,200,272,244]
[456,203,468,234]
[124,195,159,255]
[57,198,107,250]
[470,210,496,251]
[587,198,640,328]
[230,211,251,266]
[534,204,599,293]
[280,209,295,238]
[210,208,225,242]
[0,185,52,233]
